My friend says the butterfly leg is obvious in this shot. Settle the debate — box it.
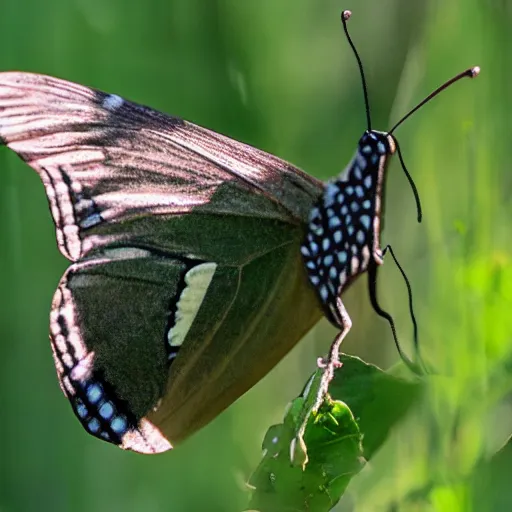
[291,298,352,467]
[312,298,352,431]
[317,296,352,390]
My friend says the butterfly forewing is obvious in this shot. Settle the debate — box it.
[0,73,320,259]
[0,72,324,452]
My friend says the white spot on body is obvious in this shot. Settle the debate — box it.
[167,263,217,348]
[301,246,310,257]
[329,216,341,229]
[324,183,340,207]
[102,94,124,111]
[356,153,366,170]
[319,284,329,301]
[313,225,324,236]
[361,215,371,229]
[309,207,320,221]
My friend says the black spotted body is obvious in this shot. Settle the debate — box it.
[301,130,395,327]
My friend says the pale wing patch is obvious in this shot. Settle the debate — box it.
[102,93,124,111]
[101,247,154,260]
[167,262,217,349]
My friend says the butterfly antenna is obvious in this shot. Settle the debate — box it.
[389,66,480,135]
[394,139,422,222]
[341,10,372,131]
[388,67,479,223]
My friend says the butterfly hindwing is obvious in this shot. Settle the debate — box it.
[51,250,184,453]
[152,240,320,443]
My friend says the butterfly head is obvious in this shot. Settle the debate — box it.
[358,130,395,158]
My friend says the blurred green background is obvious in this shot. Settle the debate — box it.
[0,0,509,510]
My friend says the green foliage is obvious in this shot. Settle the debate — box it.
[248,356,422,511]
[0,0,510,511]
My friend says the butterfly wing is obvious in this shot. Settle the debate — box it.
[0,72,323,452]
[0,72,320,260]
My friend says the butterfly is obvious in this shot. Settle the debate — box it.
[0,10,478,454]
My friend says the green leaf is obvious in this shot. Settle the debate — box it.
[470,435,512,510]
[329,354,424,459]
[248,390,363,511]
[247,354,424,511]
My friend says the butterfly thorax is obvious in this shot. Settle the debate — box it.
[301,130,395,325]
